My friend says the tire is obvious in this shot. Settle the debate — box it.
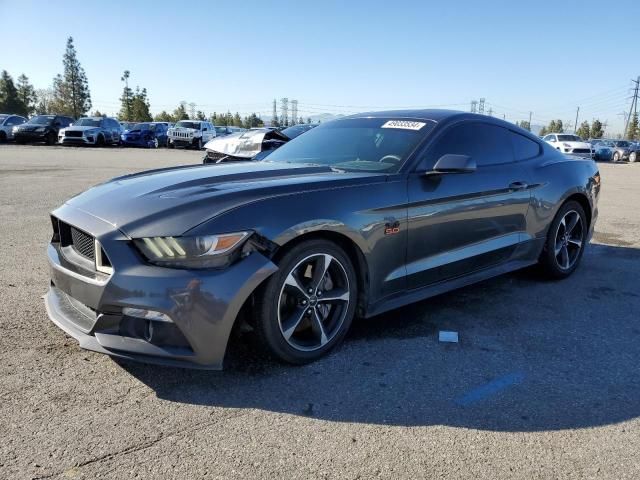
[539,200,587,279]
[96,135,105,147]
[167,139,174,149]
[613,151,620,162]
[46,132,57,146]
[0,131,6,143]
[630,151,637,163]
[194,138,203,150]
[254,239,358,365]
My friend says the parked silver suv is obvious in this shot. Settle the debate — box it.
[58,117,122,146]
[0,114,27,142]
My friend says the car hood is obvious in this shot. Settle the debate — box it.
[204,129,289,159]
[560,141,591,149]
[64,161,381,238]
[64,126,102,132]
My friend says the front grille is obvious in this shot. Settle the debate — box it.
[572,148,590,154]
[65,130,83,138]
[70,227,95,261]
[171,131,193,138]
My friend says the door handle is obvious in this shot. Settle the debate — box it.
[508,181,528,191]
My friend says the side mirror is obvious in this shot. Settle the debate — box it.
[428,154,476,174]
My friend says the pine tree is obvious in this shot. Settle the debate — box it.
[16,74,36,116]
[590,120,604,139]
[172,102,189,121]
[130,87,152,122]
[51,37,91,118]
[0,70,26,115]
[539,126,548,136]
[119,70,133,121]
[576,121,591,140]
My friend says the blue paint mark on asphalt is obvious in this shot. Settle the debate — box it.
[454,372,525,406]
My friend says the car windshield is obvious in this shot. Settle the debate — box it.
[28,115,55,125]
[557,135,582,142]
[175,121,200,129]
[264,118,434,173]
[75,118,102,127]
[132,123,151,130]
[615,141,630,147]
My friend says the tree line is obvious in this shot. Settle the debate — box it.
[537,119,606,139]
[0,36,272,129]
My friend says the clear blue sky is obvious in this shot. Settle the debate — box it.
[1,0,639,133]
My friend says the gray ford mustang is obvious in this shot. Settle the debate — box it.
[45,110,600,369]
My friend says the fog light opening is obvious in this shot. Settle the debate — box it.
[122,307,173,323]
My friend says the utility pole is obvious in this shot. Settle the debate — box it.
[280,98,289,127]
[574,107,580,134]
[478,98,485,115]
[624,76,639,138]
[271,99,278,126]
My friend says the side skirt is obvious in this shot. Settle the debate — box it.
[365,257,538,319]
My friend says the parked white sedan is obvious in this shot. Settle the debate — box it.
[542,134,594,158]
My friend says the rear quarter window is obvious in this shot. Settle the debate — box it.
[510,132,541,160]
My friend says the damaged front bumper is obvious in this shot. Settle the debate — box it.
[44,204,277,369]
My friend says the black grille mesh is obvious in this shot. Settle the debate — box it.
[70,227,95,260]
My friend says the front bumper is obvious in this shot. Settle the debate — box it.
[45,204,277,369]
[168,137,199,147]
[14,130,48,142]
[59,135,97,145]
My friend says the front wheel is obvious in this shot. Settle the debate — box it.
[539,200,587,279]
[613,151,620,162]
[630,151,637,163]
[46,132,57,145]
[254,239,358,364]
[167,139,174,149]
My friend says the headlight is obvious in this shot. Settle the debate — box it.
[12,126,19,133]
[35,127,46,132]
[134,232,250,268]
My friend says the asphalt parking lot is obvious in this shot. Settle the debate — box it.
[1,145,640,479]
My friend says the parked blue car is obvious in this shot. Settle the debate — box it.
[120,122,168,148]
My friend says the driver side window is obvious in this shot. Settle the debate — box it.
[423,122,514,169]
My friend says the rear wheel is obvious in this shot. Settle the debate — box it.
[255,239,358,364]
[613,151,620,162]
[539,200,587,279]
[630,151,637,163]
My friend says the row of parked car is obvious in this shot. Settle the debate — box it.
[0,113,247,149]
[541,133,640,162]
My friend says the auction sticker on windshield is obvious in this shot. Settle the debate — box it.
[381,120,426,130]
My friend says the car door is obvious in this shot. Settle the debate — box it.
[405,121,531,289]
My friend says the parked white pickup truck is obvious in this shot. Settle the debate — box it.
[167,120,216,149]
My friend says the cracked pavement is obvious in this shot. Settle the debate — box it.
[1,145,640,479]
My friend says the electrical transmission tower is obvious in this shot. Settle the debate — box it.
[280,98,289,127]
[470,100,478,113]
[478,98,485,115]
[291,99,298,125]
[188,102,196,120]
[624,76,640,138]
